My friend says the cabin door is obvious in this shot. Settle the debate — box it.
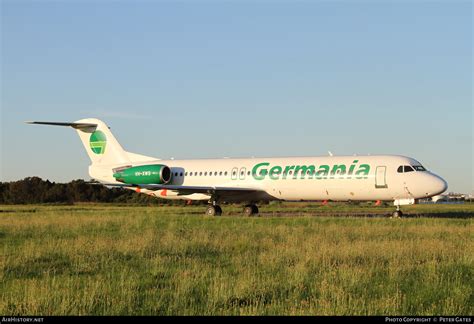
[375,166,388,188]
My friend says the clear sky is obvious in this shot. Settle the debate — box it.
[1,1,472,194]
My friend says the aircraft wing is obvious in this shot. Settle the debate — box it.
[97,182,264,197]
[143,184,261,196]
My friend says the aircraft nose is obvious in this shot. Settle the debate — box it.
[431,174,448,196]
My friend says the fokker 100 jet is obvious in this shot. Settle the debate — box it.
[28,118,447,217]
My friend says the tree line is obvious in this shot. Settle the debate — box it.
[0,177,186,205]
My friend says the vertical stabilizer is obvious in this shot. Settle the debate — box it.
[72,118,130,166]
[27,118,158,183]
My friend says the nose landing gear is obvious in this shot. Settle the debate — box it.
[392,204,403,218]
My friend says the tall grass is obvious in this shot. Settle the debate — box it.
[0,204,472,315]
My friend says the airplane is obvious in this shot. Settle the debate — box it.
[27,118,448,217]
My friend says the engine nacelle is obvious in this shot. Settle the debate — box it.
[113,164,171,184]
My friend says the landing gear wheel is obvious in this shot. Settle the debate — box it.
[251,205,259,215]
[243,204,259,217]
[205,205,216,216]
[206,205,222,216]
[392,210,403,218]
[243,206,253,217]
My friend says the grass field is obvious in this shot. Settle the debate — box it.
[0,203,473,315]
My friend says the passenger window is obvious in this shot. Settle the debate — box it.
[180,173,183,177]
[225,171,228,176]
[199,172,202,176]
[404,165,414,172]
[185,172,187,176]
[219,171,223,176]
[397,166,403,173]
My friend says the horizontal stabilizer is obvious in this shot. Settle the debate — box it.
[27,117,159,181]
[27,118,131,168]
[26,121,97,130]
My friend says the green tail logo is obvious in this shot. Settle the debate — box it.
[89,130,107,154]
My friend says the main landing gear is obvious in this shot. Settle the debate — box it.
[205,204,222,216]
[243,204,259,217]
[204,204,259,217]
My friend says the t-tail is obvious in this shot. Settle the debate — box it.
[26,118,157,183]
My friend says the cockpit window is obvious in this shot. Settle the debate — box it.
[398,165,425,173]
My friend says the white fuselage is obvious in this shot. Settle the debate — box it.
[28,118,447,206]
[95,155,447,204]
[28,118,448,208]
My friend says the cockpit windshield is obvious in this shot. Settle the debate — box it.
[397,165,425,173]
